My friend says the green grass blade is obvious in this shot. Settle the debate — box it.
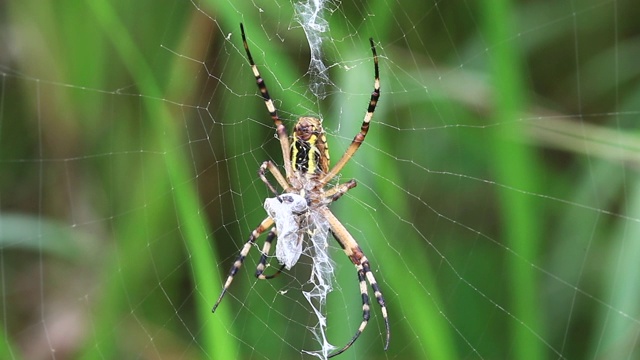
[481,0,546,359]
[77,1,235,358]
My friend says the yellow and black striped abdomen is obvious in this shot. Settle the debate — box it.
[291,117,329,175]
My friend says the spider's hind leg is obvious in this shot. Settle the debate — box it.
[320,207,390,357]
[256,227,286,279]
[212,216,274,312]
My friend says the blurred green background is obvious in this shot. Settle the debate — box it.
[1,0,639,359]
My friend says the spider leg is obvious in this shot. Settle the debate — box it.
[319,208,390,357]
[327,260,370,359]
[256,227,286,279]
[323,179,357,203]
[240,23,293,180]
[259,160,292,197]
[320,38,379,186]
[212,216,274,312]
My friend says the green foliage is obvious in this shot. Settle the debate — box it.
[1,0,639,359]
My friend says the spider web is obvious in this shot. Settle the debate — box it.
[1,0,640,359]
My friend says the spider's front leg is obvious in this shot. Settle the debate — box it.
[319,38,379,186]
[241,23,294,180]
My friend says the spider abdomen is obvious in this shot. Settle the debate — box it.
[291,117,329,175]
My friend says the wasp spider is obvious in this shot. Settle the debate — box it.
[212,23,389,358]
